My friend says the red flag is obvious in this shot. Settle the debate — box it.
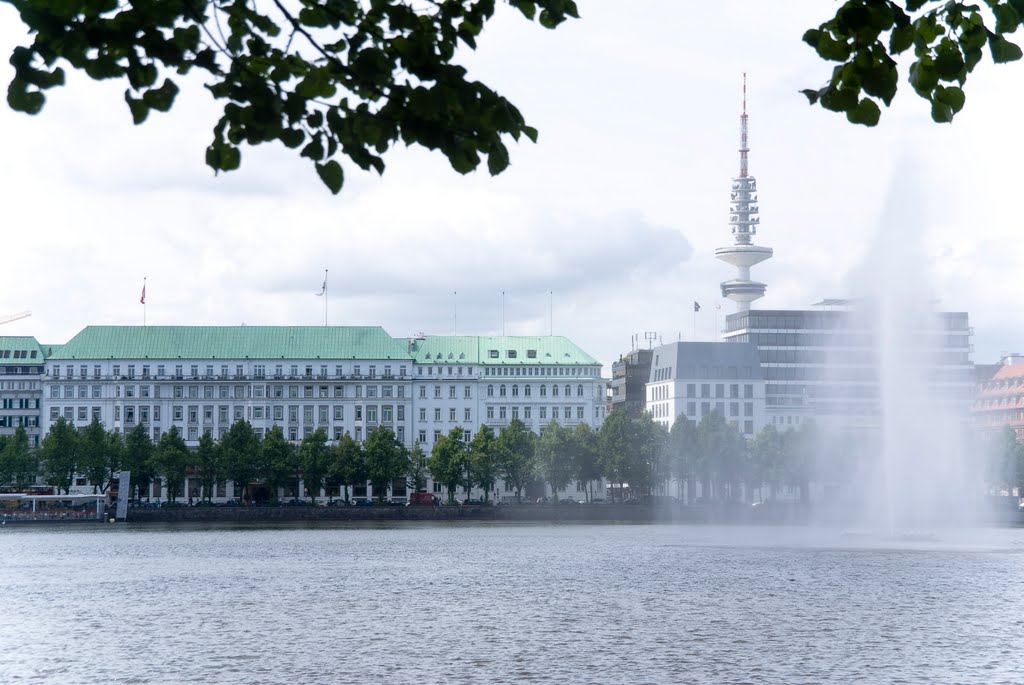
[140,284,146,305]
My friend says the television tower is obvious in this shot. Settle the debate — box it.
[716,74,772,312]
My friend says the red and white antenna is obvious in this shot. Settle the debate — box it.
[739,72,749,178]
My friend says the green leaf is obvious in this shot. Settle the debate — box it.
[8,79,45,114]
[522,125,538,143]
[124,92,149,124]
[989,34,1023,62]
[934,85,966,113]
[800,88,822,105]
[141,79,179,112]
[994,4,1021,34]
[846,98,881,126]
[890,24,914,53]
[487,141,509,175]
[930,99,954,123]
[316,160,344,194]
[934,39,965,79]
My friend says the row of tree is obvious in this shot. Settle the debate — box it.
[3,410,823,505]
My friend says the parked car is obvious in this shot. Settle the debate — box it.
[407,492,437,507]
[353,498,374,507]
[462,498,485,506]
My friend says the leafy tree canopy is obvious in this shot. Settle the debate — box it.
[803,1,1024,125]
[5,0,578,193]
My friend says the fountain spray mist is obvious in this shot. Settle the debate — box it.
[837,160,979,531]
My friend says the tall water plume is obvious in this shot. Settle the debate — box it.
[828,161,978,531]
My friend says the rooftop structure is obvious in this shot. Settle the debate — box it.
[715,74,773,312]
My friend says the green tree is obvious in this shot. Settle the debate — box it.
[697,411,745,502]
[0,426,37,490]
[496,418,535,503]
[259,425,295,500]
[536,420,573,502]
[79,419,122,494]
[40,416,79,494]
[804,1,1024,125]
[221,419,260,502]
[194,430,223,502]
[669,415,698,503]
[570,422,602,502]
[333,433,366,504]
[406,441,429,493]
[627,412,670,498]
[751,424,786,503]
[364,426,408,504]
[428,427,467,503]
[123,423,155,500]
[151,425,190,502]
[468,425,499,501]
[5,0,578,194]
[783,420,818,505]
[598,410,631,501]
[300,427,330,503]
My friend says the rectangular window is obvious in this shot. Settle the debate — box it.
[419,408,426,421]
[449,408,456,422]
[418,430,427,443]
[397,406,405,421]
[464,408,471,422]
[540,407,547,420]
[434,408,441,421]
[524,406,531,420]
[334,405,344,421]
[486,406,494,420]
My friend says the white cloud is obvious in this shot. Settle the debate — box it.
[1,1,1022,367]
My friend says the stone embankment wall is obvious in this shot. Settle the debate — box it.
[126,504,697,524]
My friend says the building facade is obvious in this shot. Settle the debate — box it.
[721,305,974,430]
[0,336,46,447]
[972,355,1024,440]
[36,326,607,501]
[644,342,766,437]
[610,348,653,417]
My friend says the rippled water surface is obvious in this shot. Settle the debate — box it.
[2,522,1023,684]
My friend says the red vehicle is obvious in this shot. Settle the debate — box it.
[407,492,436,506]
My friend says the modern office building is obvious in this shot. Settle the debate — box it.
[0,336,46,447]
[720,304,974,430]
[644,342,766,437]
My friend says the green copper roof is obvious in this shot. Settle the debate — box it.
[0,336,45,365]
[412,336,600,366]
[51,326,414,361]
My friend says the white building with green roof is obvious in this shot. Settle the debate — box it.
[39,325,606,501]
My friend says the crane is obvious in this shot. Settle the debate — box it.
[0,310,31,326]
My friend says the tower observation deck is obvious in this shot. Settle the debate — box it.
[716,75,772,312]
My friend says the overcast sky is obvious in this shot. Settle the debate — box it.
[1,2,1020,370]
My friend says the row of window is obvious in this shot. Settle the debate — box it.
[483,366,597,378]
[0,380,39,390]
[50,403,408,425]
[49,383,412,401]
[484,405,586,422]
[485,384,586,398]
[0,398,38,409]
[52,363,410,380]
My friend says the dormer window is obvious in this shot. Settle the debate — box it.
[489,350,499,358]
[527,350,537,359]
[507,350,517,359]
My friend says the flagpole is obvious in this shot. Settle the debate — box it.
[142,277,147,327]
[454,291,457,335]
[324,269,328,326]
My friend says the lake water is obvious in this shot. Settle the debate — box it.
[1,522,1022,684]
